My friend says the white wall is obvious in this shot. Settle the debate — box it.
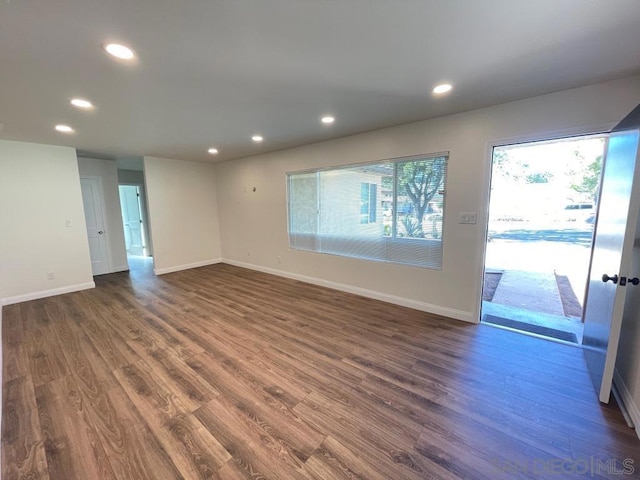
[0,140,94,304]
[78,157,129,272]
[214,75,640,322]
[143,156,222,274]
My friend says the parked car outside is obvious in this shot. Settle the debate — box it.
[562,203,594,223]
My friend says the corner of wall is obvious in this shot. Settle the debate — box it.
[143,156,222,272]
[153,258,223,275]
[614,369,640,440]
[0,140,94,302]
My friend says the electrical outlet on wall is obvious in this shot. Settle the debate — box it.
[459,212,477,224]
[47,272,55,280]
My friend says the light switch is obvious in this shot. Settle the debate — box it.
[459,212,477,224]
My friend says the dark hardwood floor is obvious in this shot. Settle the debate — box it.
[2,262,639,479]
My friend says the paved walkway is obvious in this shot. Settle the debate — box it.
[491,270,564,316]
[484,269,584,343]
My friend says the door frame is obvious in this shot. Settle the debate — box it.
[80,175,113,274]
[118,180,152,257]
[118,184,147,256]
[474,123,616,324]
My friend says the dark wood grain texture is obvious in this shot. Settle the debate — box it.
[3,261,639,479]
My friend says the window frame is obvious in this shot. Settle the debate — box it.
[286,152,448,269]
[360,182,377,224]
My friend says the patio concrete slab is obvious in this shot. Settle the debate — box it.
[491,270,564,316]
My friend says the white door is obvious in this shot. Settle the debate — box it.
[119,185,144,256]
[583,107,640,403]
[81,177,111,276]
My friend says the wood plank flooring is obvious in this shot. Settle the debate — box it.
[2,261,639,479]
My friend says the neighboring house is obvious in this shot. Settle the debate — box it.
[318,169,384,237]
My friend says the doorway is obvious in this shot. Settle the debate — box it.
[481,134,607,344]
[118,185,148,257]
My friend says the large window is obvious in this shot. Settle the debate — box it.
[287,153,448,269]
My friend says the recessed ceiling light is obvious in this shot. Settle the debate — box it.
[321,116,335,124]
[432,83,453,95]
[55,124,74,133]
[208,148,219,155]
[70,98,94,109]
[252,135,263,143]
[104,43,135,60]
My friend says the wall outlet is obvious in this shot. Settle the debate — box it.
[277,256,282,264]
[247,249,251,257]
[65,219,73,227]
[459,212,477,224]
[47,272,55,280]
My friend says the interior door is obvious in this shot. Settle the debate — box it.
[583,105,640,403]
[80,177,111,275]
[119,185,144,256]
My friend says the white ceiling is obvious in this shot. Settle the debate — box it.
[1,0,640,163]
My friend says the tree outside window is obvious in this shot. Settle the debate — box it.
[381,156,447,240]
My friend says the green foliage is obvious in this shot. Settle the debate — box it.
[399,215,422,238]
[570,154,602,202]
[397,157,446,238]
[525,171,553,184]
[492,140,603,203]
[381,175,394,190]
[493,149,528,182]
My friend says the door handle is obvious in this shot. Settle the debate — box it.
[628,277,640,286]
[98,230,104,234]
[602,273,618,284]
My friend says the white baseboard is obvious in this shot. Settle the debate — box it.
[112,265,130,273]
[223,259,475,323]
[154,258,223,276]
[1,281,96,306]
[614,369,639,439]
